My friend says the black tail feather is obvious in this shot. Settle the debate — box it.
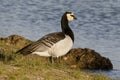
[15,43,32,55]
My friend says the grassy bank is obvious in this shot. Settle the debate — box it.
[0,55,112,80]
[0,35,112,80]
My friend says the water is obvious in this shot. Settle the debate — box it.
[0,0,120,79]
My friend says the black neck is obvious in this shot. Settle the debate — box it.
[61,15,74,42]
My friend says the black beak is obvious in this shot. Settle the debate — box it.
[74,16,77,20]
[73,15,77,20]
[71,15,77,20]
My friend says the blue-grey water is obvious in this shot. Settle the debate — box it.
[0,0,120,79]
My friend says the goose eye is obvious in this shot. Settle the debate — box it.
[71,15,77,20]
[71,15,74,17]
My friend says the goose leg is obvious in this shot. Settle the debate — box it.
[49,56,61,63]
[54,57,58,63]
[58,56,61,63]
[55,56,60,63]
[49,56,54,63]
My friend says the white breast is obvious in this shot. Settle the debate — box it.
[48,35,73,57]
[32,35,73,57]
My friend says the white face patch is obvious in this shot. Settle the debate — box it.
[66,13,75,21]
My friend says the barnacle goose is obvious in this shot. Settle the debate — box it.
[17,12,77,62]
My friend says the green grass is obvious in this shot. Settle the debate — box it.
[0,54,112,80]
[0,35,113,80]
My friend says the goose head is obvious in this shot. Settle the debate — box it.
[61,12,77,26]
[65,12,77,21]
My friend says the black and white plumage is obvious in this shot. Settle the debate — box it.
[17,12,77,59]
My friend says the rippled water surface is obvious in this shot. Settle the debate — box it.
[0,0,120,79]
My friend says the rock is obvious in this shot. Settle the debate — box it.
[62,48,113,70]
[0,34,32,46]
[0,34,32,52]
